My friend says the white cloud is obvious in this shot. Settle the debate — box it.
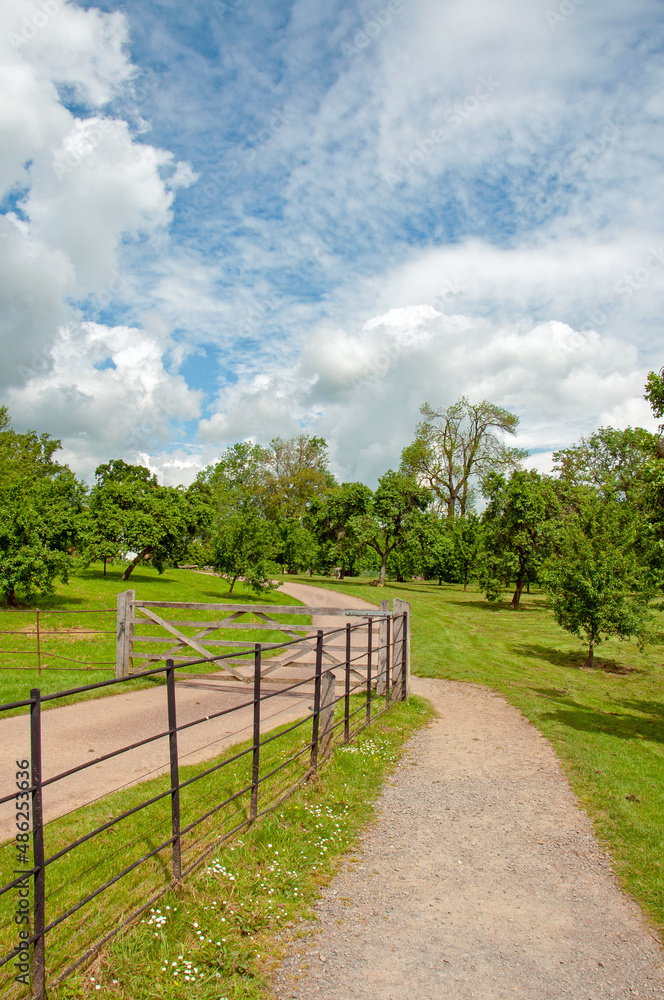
[6,322,202,482]
[197,306,657,486]
[25,115,177,288]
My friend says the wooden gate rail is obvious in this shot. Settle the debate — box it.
[116,595,409,689]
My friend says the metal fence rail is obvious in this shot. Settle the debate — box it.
[0,603,410,998]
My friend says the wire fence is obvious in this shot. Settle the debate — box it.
[0,606,409,998]
[0,608,117,674]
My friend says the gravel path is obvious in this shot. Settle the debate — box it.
[274,675,664,999]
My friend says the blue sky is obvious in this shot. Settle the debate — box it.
[1,0,662,485]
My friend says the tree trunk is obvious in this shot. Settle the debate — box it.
[7,586,17,608]
[228,575,238,595]
[379,552,387,586]
[510,577,524,609]
[587,638,595,668]
[103,556,107,577]
[121,546,153,581]
[438,576,443,586]
[339,568,345,579]
[526,579,530,594]
[463,570,468,592]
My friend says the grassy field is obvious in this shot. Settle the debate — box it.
[0,566,308,710]
[288,574,664,934]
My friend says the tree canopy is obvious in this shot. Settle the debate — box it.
[481,469,558,608]
[552,426,657,503]
[543,497,656,667]
[87,459,199,581]
[0,409,85,604]
[400,397,526,518]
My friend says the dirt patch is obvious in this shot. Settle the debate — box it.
[273,676,664,1000]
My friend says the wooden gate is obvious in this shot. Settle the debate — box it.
[115,592,410,691]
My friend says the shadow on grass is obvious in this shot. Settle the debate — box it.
[535,688,664,743]
[515,643,641,675]
[445,600,542,614]
[0,594,87,611]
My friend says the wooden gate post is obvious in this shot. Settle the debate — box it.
[392,599,411,700]
[115,590,135,678]
[375,599,389,695]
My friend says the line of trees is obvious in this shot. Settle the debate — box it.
[1,376,662,667]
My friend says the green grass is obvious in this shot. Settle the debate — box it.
[0,692,433,999]
[286,574,664,933]
[0,566,308,711]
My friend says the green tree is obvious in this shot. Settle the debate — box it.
[481,470,558,608]
[88,460,197,581]
[645,368,664,460]
[450,513,482,591]
[350,472,431,586]
[645,369,664,422]
[0,409,85,605]
[276,519,318,575]
[306,482,373,579]
[401,397,526,519]
[543,498,657,667]
[256,435,336,519]
[416,514,456,585]
[552,426,658,503]
[0,406,64,482]
[211,511,280,594]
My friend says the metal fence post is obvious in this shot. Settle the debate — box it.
[115,590,135,678]
[400,612,408,700]
[165,660,181,881]
[319,671,335,760]
[310,631,323,772]
[35,610,42,677]
[250,644,261,820]
[30,688,46,1000]
[376,599,389,695]
[365,618,373,725]
[393,599,411,700]
[385,613,391,709]
[344,623,351,743]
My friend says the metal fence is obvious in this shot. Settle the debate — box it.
[0,605,409,998]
